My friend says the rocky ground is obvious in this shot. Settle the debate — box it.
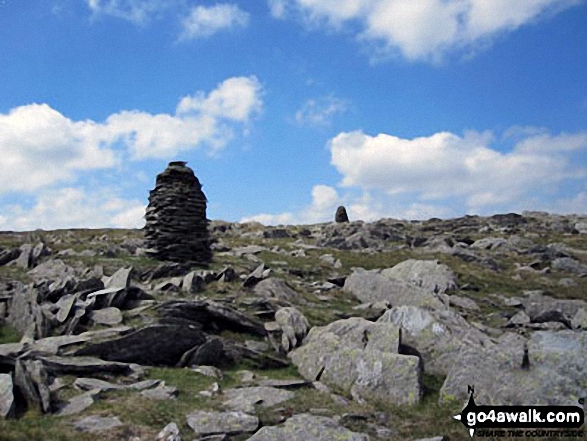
[0,211,586,441]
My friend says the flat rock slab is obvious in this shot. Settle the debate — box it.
[222,387,295,412]
[39,355,135,377]
[247,413,370,441]
[73,415,123,433]
[186,411,259,436]
[56,390,100,416]
[74,324,206,366]
[141,385,178,400]
[258,379,312,389]
[0,373,14,418]
[253,278,300,303]
[380,259,458,294]
[88,307,123,326]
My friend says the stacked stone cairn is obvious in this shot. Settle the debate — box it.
[144,161,212,265]
[335,205,349,223]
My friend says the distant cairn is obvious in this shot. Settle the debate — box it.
[144,161,212,265]
[335,206,349,223]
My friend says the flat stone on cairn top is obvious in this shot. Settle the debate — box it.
[144,161,212,265]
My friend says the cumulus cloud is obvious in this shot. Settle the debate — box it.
[0,187,145,231]
[273,0,580,61]
[179,4,250,40]
[294,95,348,127]
[0,76,263,194]
[242,127,587,225]
[329,129,587,209]
[86,0,176,24]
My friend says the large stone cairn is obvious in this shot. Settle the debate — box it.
[144,161,212,265]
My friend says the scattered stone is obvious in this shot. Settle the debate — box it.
[448,295,479,311]
[73,415,123,433]
[144,161,212,264]
[186,411,259,437]
[274,307,310,353]
[14,359,51,413]
[247,413,369,441]
[56,389,100,416]
[380,259,458,294]
[0,374,14,418]
[192,365,223,380]
[156,422,181,441]
[141,384,178,400]
[572,308,587,329]
[244,264,271,288]
[222,387,294,413]
[506,311,531,327]
[88,307,123,326]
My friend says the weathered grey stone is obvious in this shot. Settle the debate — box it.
[183,271,205,294]
[572,308,587,329]
[156,422,181,441]
[253,278,299,303]
[507,310,531,327]
[74,377,125,392]
[27,259,75,281]
[14,359,51,413]
[75,324,206,366]
[380,259,458,294]
[86,286,127,310]
[243,263,269,287]
[344,269,446,310]
[56,389,100,416]
[258,379,312,389]
[552,257,587,275]
[222,387,294,413]
[55,294,77,323]
[470,237,507,250]
[6,283,50,339]
[247,413,370,441]
[0,374,14,418]
[141,384,178,400]
[192,365,223,380]
[378,306,492,376]
[73,415,123,433]
[448,295,479,311]
[104,266,134,289]
[186,411,259,436]
[39,355,136,377]
[275,307,310,353]
[440,330,587,406]
[0,248,20,267]
[519,291,587,322]
[88,307,123,326]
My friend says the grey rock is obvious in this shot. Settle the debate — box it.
[0,374,14,418]
[183,271,205,294]
[344,269,446,310]
[86,286,127,310]
[0,248,20,267]
[192,365,223,380]
[186,411,259,436]
[73,415,123,433]
[520,291,587,322]
[55,294,77,323]
[552,257,587,275]
[448,295,479,311]
[156,422,181,441]
[74,377,125,392]
[258,379,312,389]
[253,278,300,303]
[247,413,370,441]
[411,437,446,441]
[222,387,294,413]
[572,308,587,329]
[27,259,75,281]
[14,359,51,413]
[75,324,206,366]
[507,311,531,327]
[380,259,458,294]
[13,244,33,269]
[56,389,100,416]
[274,307,310,353]
[440,330,587,406]
[243,264,270,287]
[575,222,587,234]
[39,355,138,377]
[104,266,134,289]
[88,307,123,326]
[378,306,492,376]
[470,237,507,250]
[141,384,178,400]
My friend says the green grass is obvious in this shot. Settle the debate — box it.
[0,324,21,344]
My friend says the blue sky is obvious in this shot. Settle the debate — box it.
[0,0,586,230]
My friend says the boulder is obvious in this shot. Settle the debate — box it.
[0,374,14,418]
[243,264,271,288]
[344,269,446,310]
[88,307,123,326]
[274,307,310,353]
[14,359,51,413]
[290,317,421,407]
[335,206,349,223]
[74,324,206,366]
[380,260,458,294]
[73,415,123,433]
[222,386,295,413]
[247,413,370,441]
[551,257,587,275]
[440,330,587,406]
[104,266,134,289]
[156,422,181,441]
[186,411,259,437]
[572,308,587,329]
[378,306,492,376]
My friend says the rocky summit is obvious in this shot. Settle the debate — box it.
[144,161,212,265]
[0,210,586,440]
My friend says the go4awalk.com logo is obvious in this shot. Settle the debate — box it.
[453,386,585,438]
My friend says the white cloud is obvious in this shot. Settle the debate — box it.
[268,0,288,18]
[179,4,249,40]
[242,127,587,225]
[274,0,580,61]
[294,95,348,127]
[329,129,587,209]
[0,187,145,231]
[0,76,263,194]
[86,0,175,24]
